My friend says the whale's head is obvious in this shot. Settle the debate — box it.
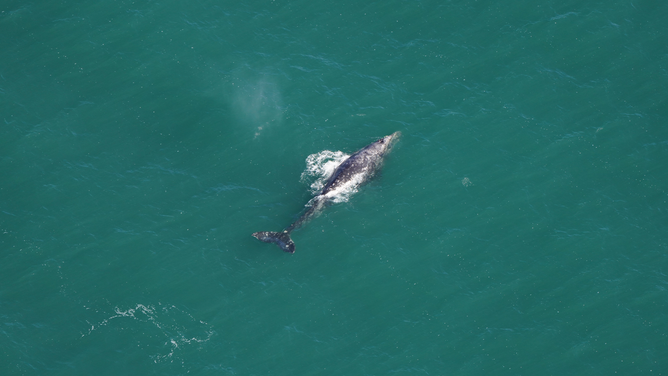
[375,131,401,155]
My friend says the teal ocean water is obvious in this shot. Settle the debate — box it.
[2,0,667,374]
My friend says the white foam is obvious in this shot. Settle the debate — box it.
[323,171,367,204]
[300,150,349,194]
[299,149,369,203]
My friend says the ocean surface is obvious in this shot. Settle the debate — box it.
[2,0,667,374]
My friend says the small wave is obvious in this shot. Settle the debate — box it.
[82,303,214,363]
[300,150,349,194]
[299,149,371,204]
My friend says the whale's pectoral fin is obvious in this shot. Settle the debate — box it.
[252,231,295,253]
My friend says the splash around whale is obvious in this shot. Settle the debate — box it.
[252,131,401,253]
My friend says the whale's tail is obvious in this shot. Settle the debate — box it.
[252,231,295,253]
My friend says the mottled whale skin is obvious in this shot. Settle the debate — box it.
[252,131,400,253]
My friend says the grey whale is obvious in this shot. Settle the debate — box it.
[252,131,400,253]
